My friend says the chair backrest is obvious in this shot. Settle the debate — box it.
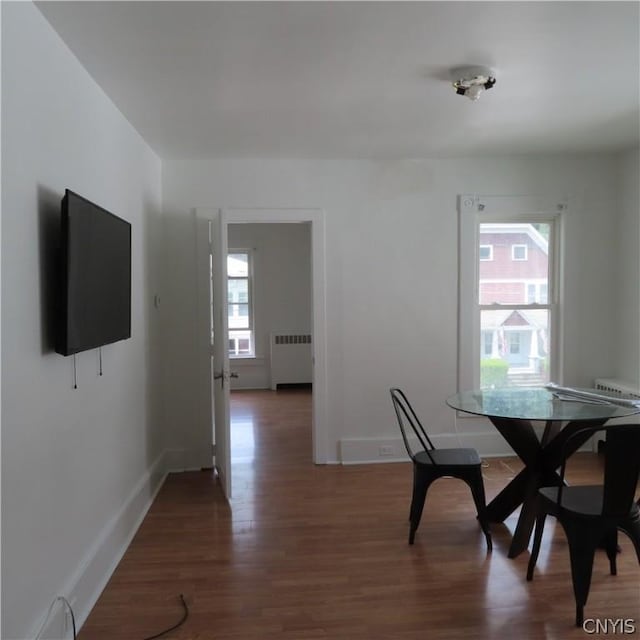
[390,388,436,463]
[602,425,640,516]
[558,424,640,517]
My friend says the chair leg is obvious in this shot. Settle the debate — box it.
[619,510,640,565]
[467,472,492,552]
[564,523,598,628]
[409,466,417,522]
[604,529,618,575]
[408,469,433,545]
[527,511,547,581]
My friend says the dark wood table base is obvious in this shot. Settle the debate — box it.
[485,416,606,558]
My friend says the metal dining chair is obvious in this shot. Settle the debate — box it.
[526,424,640,627]
[390,388,492,551]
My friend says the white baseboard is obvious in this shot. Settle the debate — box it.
[339,429,595,465]
[33,451,168,639]
[230,385,270,391]
[340,432,519,464]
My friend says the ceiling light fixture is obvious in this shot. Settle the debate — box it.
[451,66,496,101]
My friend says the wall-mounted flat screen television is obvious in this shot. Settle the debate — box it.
[56,189,131,356]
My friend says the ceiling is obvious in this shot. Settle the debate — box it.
[37,1,640,160]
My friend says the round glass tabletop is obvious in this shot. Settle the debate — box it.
[446,387,640,422]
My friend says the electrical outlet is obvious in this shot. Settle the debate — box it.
[378,445,394,457]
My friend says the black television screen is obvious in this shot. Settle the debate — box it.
[56,189,131,356]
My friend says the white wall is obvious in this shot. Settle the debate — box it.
[614,148,640,388]
[228,222,311,389]
[1,4,164,638]
[161,153,628,463]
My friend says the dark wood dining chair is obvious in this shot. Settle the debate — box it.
[526,424,640,627]
[390,388,492,551]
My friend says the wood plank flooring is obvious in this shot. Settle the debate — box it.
[78,389,639,639]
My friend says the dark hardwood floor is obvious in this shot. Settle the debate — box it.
[78,389,640,639]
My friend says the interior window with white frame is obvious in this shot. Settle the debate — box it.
[227,250,255,357]
[458,196,563,392]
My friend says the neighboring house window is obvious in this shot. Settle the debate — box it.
[479,245,493,261]
[512,244,528,260]
[483,331,493,356]
[458,196,563,391]
[526,283,549,304]
[227,251,254,357]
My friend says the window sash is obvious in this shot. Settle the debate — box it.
[458,195,564,393]
[227,250,254,357]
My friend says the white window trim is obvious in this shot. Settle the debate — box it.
[458,195,566,398]
[228,248,256,359]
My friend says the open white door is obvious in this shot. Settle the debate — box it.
[195,208,231,500]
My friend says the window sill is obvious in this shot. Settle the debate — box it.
[229,356,265,365]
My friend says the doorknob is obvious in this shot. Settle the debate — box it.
[213,371,239,388]
[213,370,225,388]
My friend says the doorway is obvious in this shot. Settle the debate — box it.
[227,221,314,467]
[195,208,334,496]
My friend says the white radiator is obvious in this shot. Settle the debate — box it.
[592,378,640,449]
[594,378,640,399]
[270,332,312,390]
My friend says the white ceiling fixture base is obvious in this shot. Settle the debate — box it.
[451,66,497,101]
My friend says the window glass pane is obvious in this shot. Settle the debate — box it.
[480,309,550,388]
[526,283,549,304]
[526,284,536,304]
[229,330,253,356]
[228,251,253,357]
[479,245,492,261]
[228,253,249,277]
[228,304,249,328]
[482,331,493,355]
[228,279,248,303]
[540,283,548,304]
[478,223,550,305]
[512,245,527,260]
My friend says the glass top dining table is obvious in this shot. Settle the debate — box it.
[446,386,640,558]
[447,386,640,423]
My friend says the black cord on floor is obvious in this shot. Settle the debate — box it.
[68,598,77,639]
[34,595,76,640]
[142,594,189,640]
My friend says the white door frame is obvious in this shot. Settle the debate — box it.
[225,207,329,464]
[195,208,232,498]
